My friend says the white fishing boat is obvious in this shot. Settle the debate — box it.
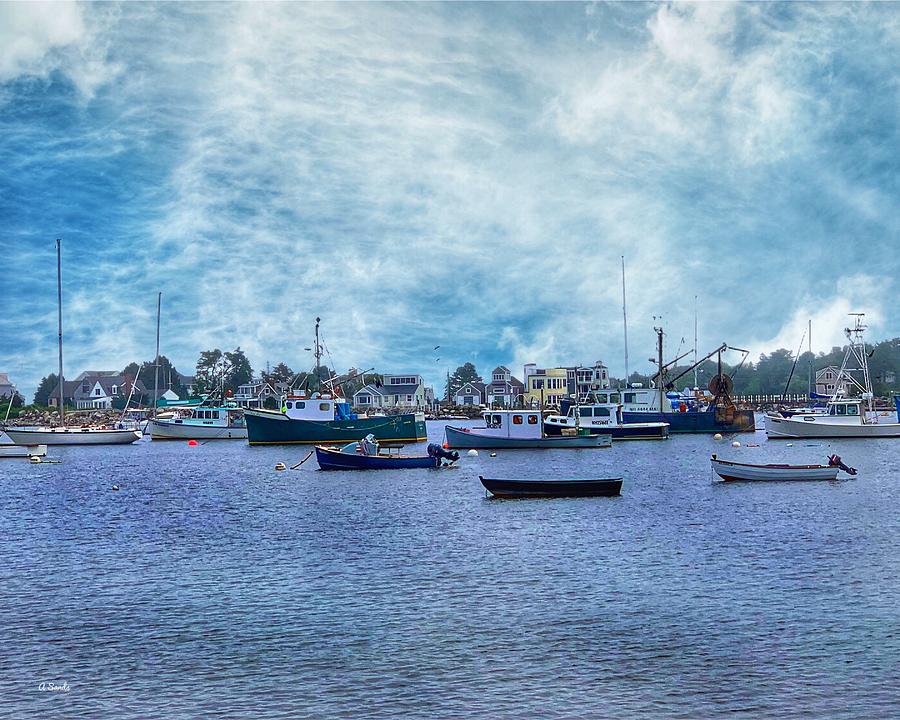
[149,404,247,440]
[6,240,143,447]
[445,409,612,449]
[544,392,669,440]
[763,315,900,439]
[711,454,856,482]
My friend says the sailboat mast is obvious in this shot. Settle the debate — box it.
[621,256,629,386]
[153,292,161,418]
[807,318,812,397]
[655,325,664,413]
[56,238,64,426]
[693,295,698,388]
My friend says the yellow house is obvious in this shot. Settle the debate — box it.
[523,365,569,408]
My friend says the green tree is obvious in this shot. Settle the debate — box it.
[264,362,294,385]
[33,373,59,406]
[224,348,253,394]
[445,363,481,398]
[194,349,224,395]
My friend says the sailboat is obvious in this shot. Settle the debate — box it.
[764,314,900,439]
[4,240,141,446]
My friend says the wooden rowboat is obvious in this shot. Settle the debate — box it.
[315,437,459,471]
[710,453,857,482]
[479,476,622,498]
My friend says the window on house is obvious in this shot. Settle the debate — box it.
[533,379,544,389]
[112,385,118,395]
[95,388,101,396]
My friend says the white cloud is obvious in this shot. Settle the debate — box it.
[0,2,119,97]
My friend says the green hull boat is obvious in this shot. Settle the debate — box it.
[245,408,427,445]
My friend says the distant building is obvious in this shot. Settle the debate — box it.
[568,361,610,397]
[523,366,568,408]
[0,373,21,401]
[485,366,525,407]
[814,365,847,397]
[453,381,486,406]
[51,372,149,409]
[353,374,432,409]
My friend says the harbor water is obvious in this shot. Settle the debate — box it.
[2,419,899,718]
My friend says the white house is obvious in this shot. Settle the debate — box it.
[569,361,610,398]
[353,384,385,409]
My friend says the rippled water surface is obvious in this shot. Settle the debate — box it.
[2,420,899,718]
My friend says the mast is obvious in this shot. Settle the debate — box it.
[314,316,322,390]
[807,318,812,397]
[153,292,161,418]
[56,238,64,426]
[654,324,664,413]
[621,256,629,386]
[693,295,698,388]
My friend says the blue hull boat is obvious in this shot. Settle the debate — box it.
[315,439,459,471]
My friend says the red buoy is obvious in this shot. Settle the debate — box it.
[188,439,199,446]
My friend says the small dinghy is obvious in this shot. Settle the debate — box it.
[711,453,857,482]
[479,476,622,498]
[315,434,459,471]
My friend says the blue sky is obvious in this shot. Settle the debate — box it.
[1,2,899,400]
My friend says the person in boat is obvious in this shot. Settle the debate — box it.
[356,434,379,456]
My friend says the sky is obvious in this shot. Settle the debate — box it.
[1,1,899,400]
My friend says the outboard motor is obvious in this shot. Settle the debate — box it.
[427,443,459,465]
[827,454,858,476]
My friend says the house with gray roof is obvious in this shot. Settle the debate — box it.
[485,366,525,407]
[51,373,151,409]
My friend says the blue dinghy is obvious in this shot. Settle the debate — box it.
[315,435,459,471]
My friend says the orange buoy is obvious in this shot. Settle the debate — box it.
[442,442,449,449]
[187,439,199,446]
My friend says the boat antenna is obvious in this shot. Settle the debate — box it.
[653,320,664,415]
[621,256,629,386]
[153,291,161,419]
[56,238,65,427]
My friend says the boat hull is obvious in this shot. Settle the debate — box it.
[764,414,900,439]
[543,422,668,440]
[480,476,623,498]
[315,446,439,471]
[445,425,611,449]
[149,419,248,440]
[3,428,142,445]
[245,409,427,445]
[0,444,47,458]
[711,458,840,481]
[622,409,755,434]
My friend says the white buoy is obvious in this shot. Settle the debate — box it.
[112,485,120,491]
[490,452,497,457]
[275,462,286,471]
[713,433,723,441]
[467,449,478,457]
[786,443,793,448]
[732,441,741,448]
[29,456,41,464]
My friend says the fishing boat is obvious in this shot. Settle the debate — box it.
[5,241,142,447]
[315,435,459,471]
[544,392,668,440]
[245,319,426,446]
[479,476,623,498]
[763,316,900,439]
[445,410,612,449]
[711,454,857,482]
[149,403,247,440]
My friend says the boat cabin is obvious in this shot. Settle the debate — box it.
[552,399,625,428]
[282,393,357,422]
[478,410,544,439]
[171,404,245,428]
